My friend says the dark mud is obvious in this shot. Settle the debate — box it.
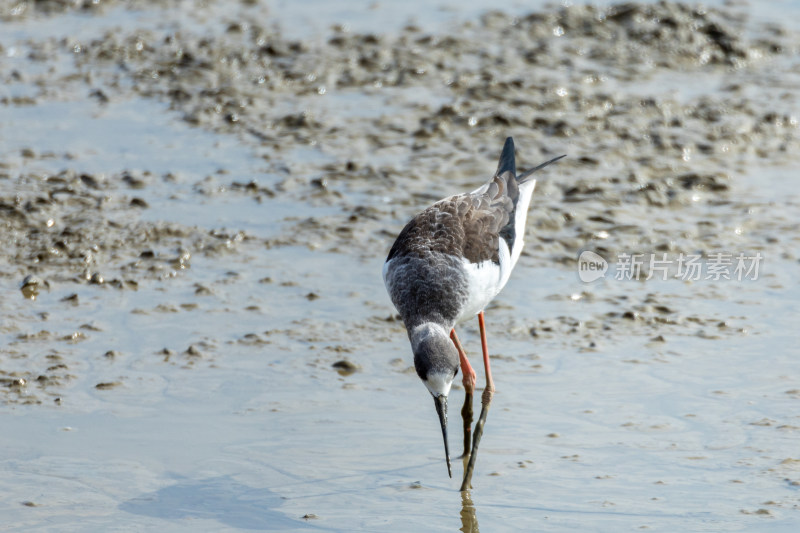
[57,0,798,267]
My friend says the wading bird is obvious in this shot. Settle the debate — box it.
[382,137,564,489]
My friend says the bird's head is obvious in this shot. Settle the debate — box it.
[409,323,459,478]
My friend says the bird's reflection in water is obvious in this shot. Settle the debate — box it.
[460,487,479,533]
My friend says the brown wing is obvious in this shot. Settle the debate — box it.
[387,172,518,265]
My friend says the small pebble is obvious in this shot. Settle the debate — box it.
[332,360,360,376]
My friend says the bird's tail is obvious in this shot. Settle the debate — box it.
[495,137,517,177]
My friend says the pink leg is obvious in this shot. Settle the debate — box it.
[460,311,494,491]
[477,311,495,404]
[450,329,476,394]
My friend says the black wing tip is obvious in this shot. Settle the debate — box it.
[517,154,567,182]
[495,137,516,177]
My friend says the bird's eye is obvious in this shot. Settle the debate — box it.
[454,367,459,377]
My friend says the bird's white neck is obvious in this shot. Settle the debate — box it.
[424,371,453,397]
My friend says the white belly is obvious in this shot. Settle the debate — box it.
[455,238,513,323]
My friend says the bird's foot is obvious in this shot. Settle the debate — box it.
[460,400,490,492]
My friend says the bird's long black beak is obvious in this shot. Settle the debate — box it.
[433,394,452,478]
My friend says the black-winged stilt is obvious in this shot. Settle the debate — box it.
[383,137,564,489]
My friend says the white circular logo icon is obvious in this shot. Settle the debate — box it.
[578,250,608,282]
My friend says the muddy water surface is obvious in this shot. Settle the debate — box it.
[1,0,799,531]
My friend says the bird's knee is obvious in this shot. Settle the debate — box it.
[462,369,476,393]
[481,387,494,405]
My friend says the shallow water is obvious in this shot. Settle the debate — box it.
[2,0,799,531]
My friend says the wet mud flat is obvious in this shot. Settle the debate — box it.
[1,0,799,530]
